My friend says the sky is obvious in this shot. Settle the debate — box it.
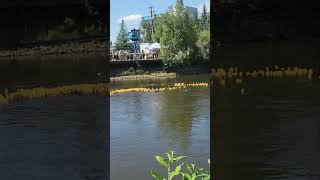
[110,0,210,43]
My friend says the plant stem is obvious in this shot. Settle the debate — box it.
[168,164,170,180]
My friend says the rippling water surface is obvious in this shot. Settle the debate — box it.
[111,75,210,180]
[0,56,108,179]
[214,80,320,179]
[213,40,320,179]
[0,95,108,180]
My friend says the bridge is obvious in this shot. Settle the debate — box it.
[109,52,162,65]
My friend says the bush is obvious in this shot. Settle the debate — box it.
[153,0,198,69]
[121,67,145,76]
[196,30,210,62]
[44,17,102,41]
[151,150,210,180]
[162,50,192,69]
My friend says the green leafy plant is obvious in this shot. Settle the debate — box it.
[181,162,210,180]
[151,151,210,180]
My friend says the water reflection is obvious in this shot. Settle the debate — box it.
[0,55,107,91]
[0,96,108,180]
[111,77,209,179]
[155,90,198,150]
[0,55,108,179]
[213,80,320,179]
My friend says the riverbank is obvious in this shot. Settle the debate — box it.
[110,64,210,82]
[110,72,177,82]
[0,38,107,58]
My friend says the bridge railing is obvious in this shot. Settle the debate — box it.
[110,52,160,61]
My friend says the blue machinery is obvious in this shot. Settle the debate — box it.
[127,28,140,53]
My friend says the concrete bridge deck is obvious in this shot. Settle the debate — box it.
[109,52,162,65]
[110,59,162,65]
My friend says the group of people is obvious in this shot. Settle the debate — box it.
[110,50,159,61]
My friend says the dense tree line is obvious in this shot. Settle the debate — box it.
[152,0,210,68]
[215,0,320,42]
[114,19,131,50]
[47,0,106,40]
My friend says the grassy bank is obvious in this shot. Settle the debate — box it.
[111,64,210,82]
[111,71,177,82]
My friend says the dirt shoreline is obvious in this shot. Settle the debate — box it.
[110,72,177,82]
[0,38,107,58]
[110,66,210,82]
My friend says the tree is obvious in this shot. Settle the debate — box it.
[176,0,184,6]
[84,0,107,34]
[196,30,210,61]
[153,0,198,68]
[201,4,209,30]
[115,19,131,50]
[140,20,153,43]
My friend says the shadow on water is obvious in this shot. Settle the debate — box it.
[213,81,320,179]
[0,55,108,179]
[0,96,108,180]
[0,54,107,91]
[212,40,320,179]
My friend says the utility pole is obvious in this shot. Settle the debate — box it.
[149,6,154,42]
[152,10,156,34]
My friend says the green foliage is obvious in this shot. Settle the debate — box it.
[44,17,101,41]
[153,0,198,69]
[84,0,95,16]
[151,150,210,180]
[176,0,184,7]
[84,24,103,36]
[46,18,80,40]
[115,19,132,50]
[140,0,211,69]
[200,5,210,30]
[84,0,105,25]
[140,20,153,43]
[181,162,210,180]
[121,67,145,76]
[196,30,210,61]
[161,50,191,68]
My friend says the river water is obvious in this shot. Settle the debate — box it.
[213,80,320,179]
[0,56,210,180]
[0,55,108,180]
[110,75,210,180]
[213,40,320,180]
[0,54,107,91]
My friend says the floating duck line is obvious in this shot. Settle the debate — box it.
[0,83,110,105]
[110,82,209,95]
[0,82,209,104]
[211,66,318,87]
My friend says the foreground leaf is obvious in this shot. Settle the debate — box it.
[155,156,169,168]
[172,156,187,162]
[151,170,166,180]
[186,163,193,173]
[181,173,192,180]
[169,163,184,180]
